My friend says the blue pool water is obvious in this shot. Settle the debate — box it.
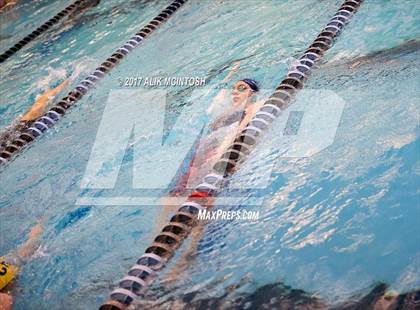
[0,0,419,309]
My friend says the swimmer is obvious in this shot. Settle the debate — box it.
[63,0,101,27]
[0,222,43,310]
[192,75,262,180]
[157,61,262,281]
[0,0,16,12]
[0,79,69,149]
[0,0,19,29]
[172,61,262,193]
[71,0,101,17]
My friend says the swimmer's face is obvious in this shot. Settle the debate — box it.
[231,81,254,108]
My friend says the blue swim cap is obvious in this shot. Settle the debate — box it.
[241,78,259,92]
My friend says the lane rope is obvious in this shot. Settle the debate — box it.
[98,1,364,309]
[0,0,88,63]
[0,0,188,166]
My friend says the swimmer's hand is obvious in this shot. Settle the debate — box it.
[48,79,69,96]
[222,61,241,83]
[231,61,241,72]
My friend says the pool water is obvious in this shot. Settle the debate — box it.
[0,0,419,309]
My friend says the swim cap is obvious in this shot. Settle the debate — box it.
[0,260,17,290]
[241,78,259,92]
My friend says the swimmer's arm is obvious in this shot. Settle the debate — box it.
[212,100,263,160]
[223,61,241,83]
[20,97,49,122]
[238,100,264,131]
[16,224,43,260]
[0,0,17,12]
[207,61,241,114]
[21,80,69,122]
[214,135,235,160]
